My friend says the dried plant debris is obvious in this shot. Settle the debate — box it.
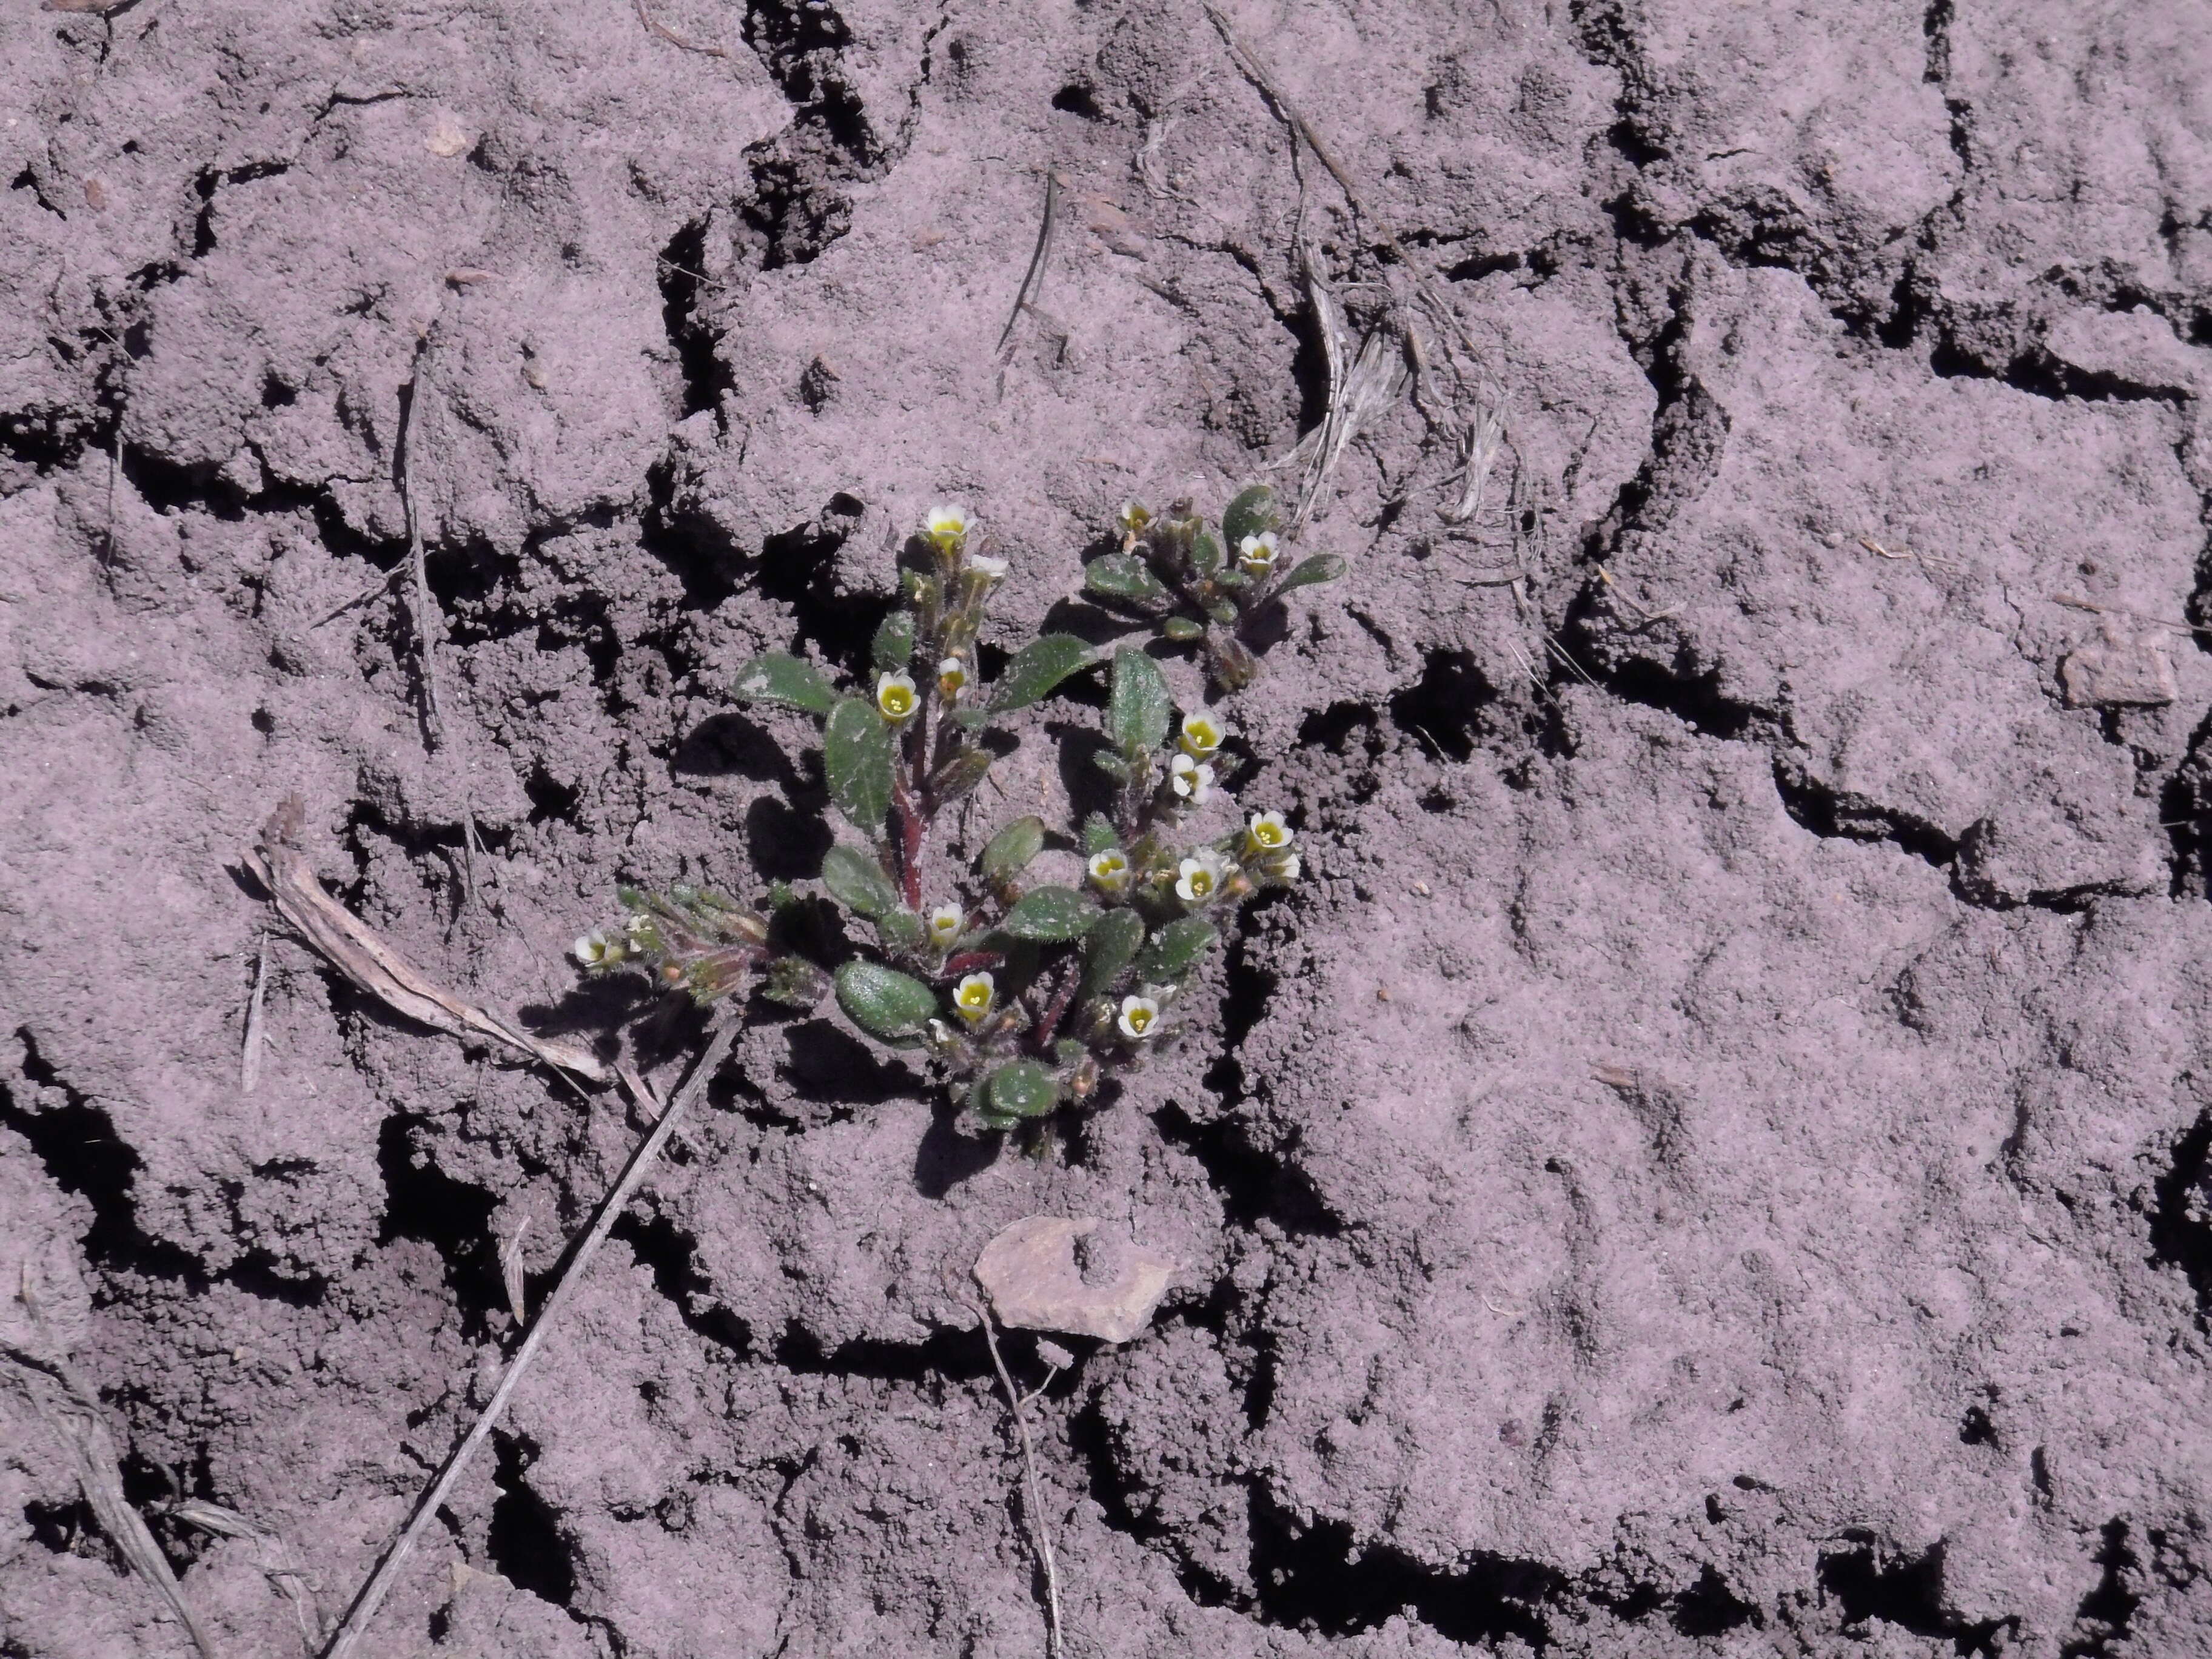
[249,797,608,1082]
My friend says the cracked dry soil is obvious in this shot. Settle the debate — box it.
[7,0,2212,1655]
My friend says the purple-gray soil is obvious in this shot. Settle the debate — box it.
[7,1,2212,1655]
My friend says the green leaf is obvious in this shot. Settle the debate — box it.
[1221,483,1280,552]
[732,651,836,716]
[819,843,899,919]
[876,910,925,951]
[986,1061,1062,1121]
[1190,526,1225,577]
[824,697,895,835]
[761,957,831,1008]
[1204,597,1239,626]
[871,610,916,674]
[1108,648,1172,755]
[1084,554,1171,607]
[1134,917,1218,985]
[833,960,939,1045]
[1002,885,1100,942]
[980,815,1047,883]
[929,747,993,804]
[1081,813,1118,857]
[1275,553,1346,597]
[1161,615,1204,642]
[987,634,1097,714]
[1091,751,1131,782]
[1081,908,1144,998]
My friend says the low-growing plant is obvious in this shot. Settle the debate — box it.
[574,486,1332,1133]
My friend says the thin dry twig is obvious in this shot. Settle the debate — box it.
[1201,4,1364,217]
[241,931,270,1094]
[318,1022,738,1659]
[974,1299,1065,1659]
[398,340,447,749]
[247,797,608,1082]
[2050,591,2212,637]
[156,1498,324,1652]
[632,0,727,56]
[7,1276,220,1659]
[997,171,1064,362]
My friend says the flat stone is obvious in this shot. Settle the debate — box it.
[2060,638,2177,708]
[973,1215,1176,1345]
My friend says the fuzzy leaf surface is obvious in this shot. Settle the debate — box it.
[1108,648,1173,754]
[1275,554,1346,597]
[820,843,899,919]
[1084,554,1170,607]
[987,1061,1061,1120]
[1134,917,1218,985]
[1002,885,1101,942]
[1221,483,1280,551]
[980,816,1048,883]
[987,634,1096,714]
[1080,908,1145,998]
[834,961,938,1045]
[732,652,836,716]
[824,697,894,834]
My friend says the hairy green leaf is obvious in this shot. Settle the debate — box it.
[1091,750,1131,782]
[1108,648,1172,756]
[1134,917,1217,985]
[1275,553,1346,597]
[760,957,831,1009]
[823,697,895,834]
[732,651,836,716]
[986,1060,1062,1121]
[1190,526,1225,577]
[877,910,925,951]
[980,815,1048,883]
[929,746,994,804]
[871,610,917,674]
[1084,553,1171,608]
[1081,813,1119,857]
[988,634,1097,713]
[820,843,899,919]
[834,960,939,1045]
[1080,908,1144,998]
[1161,615,1204,642]
[1221,483,1280,552]
[1002,885,1100,942]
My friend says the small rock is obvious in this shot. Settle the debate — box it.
[974,1215,1175,1345]
[2060,632,2176,708]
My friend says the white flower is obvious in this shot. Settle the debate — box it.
[967,552,1008,582]
[927,903,964,948]
[1273,853,1301,882]
[1087,846,1133,894]
[1168,752,1215,805]
[953,971,996,1024]
[572,930,623,967]
[1175,848,1234,907]
[876,670,919,723]
[1242,810,1293,859]
[925,501,969,547]
[1118,500,1153,536]
[936,655,968,701]
[1118,994,1162,1040]
[1179,711,1225,759]
[1238,531,1279,577]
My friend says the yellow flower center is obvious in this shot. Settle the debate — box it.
[959,984,989,1012]
[1187,871,1213,899]
[1254,822,1285,848]
[1126,1006,1153,1034]
[881,684,914,717]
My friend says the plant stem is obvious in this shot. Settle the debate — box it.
[976,1301,1064,1659]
